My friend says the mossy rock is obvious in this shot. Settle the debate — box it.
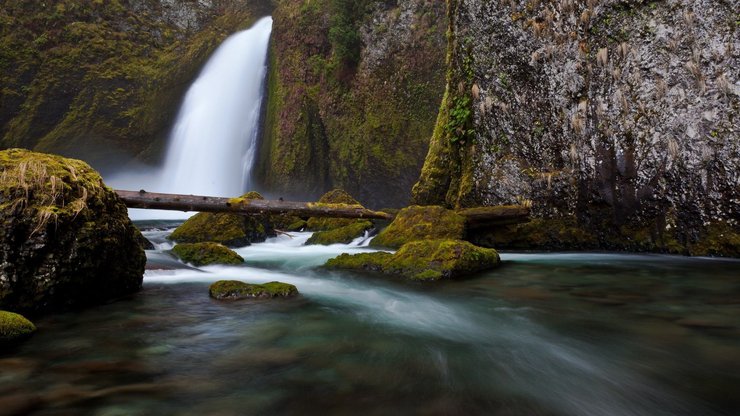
[0,149,145,314]
[170,192,275,247]
[325,252,394,273]
[306,221,373,245]
[172,243,244,266]
[306,189,368,231]
[326,240,500,281]
[0,311,36,347]
[285,220,308,232]
[209,280,299,300]
[370,206,466,249]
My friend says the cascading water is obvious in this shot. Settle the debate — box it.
[108,17,273,219]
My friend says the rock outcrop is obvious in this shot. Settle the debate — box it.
[412,0,739,255]
[370,205,466,249]
[0,149,146,314]
[254,0,447,207]
[0,310,36,348]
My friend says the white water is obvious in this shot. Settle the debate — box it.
[108,17,273,219]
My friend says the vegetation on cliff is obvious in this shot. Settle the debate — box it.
[255,0,447,207]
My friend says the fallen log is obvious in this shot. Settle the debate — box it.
[457,206,531,229]
[115,190,394,220]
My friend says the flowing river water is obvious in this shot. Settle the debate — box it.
[1,223,738,415]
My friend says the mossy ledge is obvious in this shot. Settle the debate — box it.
[326,239,500,281]
[306,221,373,246]
[209,280,299,300]
[0,311,36,347]
[172,243,244,267]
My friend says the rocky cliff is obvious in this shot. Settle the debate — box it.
[413,0,739,255]
[254,0,447,208]
[0,0,271,172]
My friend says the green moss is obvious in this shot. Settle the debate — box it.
[385,239,500,280]
[688,222,740,257]
[371,205,466,248]
[318,189,360,205]
[285,220,308,231]
[170,213,251,247]
[326,239,500,280]
[306,221,373,245]
[171,243,244,266]
[228,191,265,206]
[305,189,370,231]
[0,311,36,344]
[209,280,298,300]
[325,252,393,272]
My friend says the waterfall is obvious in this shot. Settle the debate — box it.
[108,17,273,219]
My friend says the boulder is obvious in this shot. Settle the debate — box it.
[169,191,275,247]
[370,206,466,248]
[0,149,146,314]
[326,240,500,281]
[171,243,244,266]
[209,280,298,300]
[306,189,367,231]
[305,221,373,245]
[0,310,36,347]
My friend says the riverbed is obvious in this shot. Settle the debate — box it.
[1,225,738,416]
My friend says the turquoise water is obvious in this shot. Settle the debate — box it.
[1,227,738,415]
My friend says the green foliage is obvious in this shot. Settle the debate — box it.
[446,95,474,143]
[171,243,244,266]
[209,280,298,300]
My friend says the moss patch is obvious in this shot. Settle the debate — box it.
[0,311,36,345]
[371,205,466,248]
[209,280,298,300]
[306,189,369,231]
[172,243,244,266]
[688,222,740,257]
[326,239,500,281]
[306,221,373,245]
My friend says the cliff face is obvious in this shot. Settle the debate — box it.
[0,0,271,171]
[255,0,447,208]
[413,0,739,255]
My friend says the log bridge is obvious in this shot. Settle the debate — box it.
[115,190,530,227]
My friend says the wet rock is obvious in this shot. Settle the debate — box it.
[171,243,244,267]
[169,191,275,247]
[327,240,500,281]
[209,280,299,300]
[371,206,466,249]
[0,311,36,348]
[306,221,373,246]
[0,149,145,314]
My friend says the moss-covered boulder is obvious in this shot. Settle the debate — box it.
[306,221,373,246]
[172,243,244,267]
[371,206,466,249]
[169,191,275,247]
[209,280,299,300]
[326,240,500,281]
[306,189,366,231]
[0,149,146,314]
[0,311,36,347]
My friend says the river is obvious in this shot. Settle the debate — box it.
[1,224,738,415]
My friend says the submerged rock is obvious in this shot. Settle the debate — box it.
[169,191,275,247]
[0,149,146,314]
[0,311,36,347]
[306,221,373,246]
[371,206,466,249]
[209,280,298,300]
[326,240,500,281]
[172,243,244,266]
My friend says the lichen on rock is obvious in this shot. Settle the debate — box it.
[209,280,298,300]
[326,239,500,281]
[0,149,146,314]
[171,243,244,267]
[371,205,466,249]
